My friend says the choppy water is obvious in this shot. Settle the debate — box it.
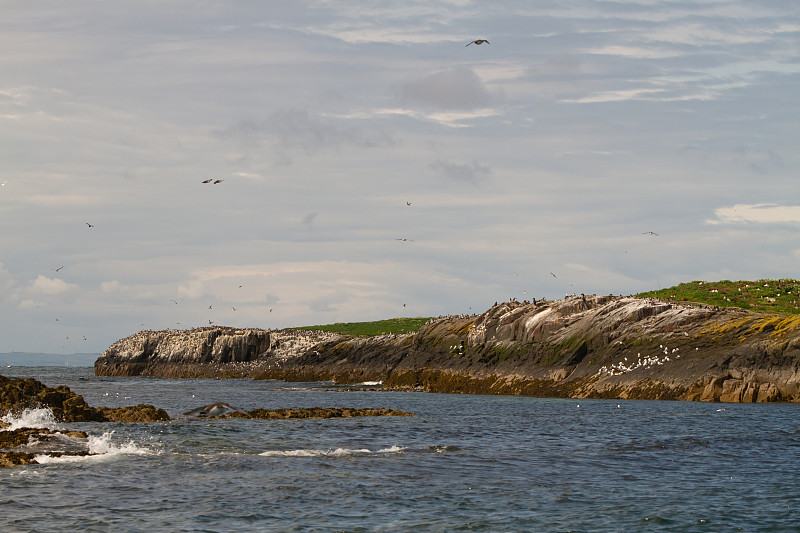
[3,367,800,532]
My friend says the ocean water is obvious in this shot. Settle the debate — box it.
[2,367,800,532]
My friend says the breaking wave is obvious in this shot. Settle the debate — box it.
[1,407,63,431]
[259,445,406,457]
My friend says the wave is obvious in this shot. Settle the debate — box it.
[33,431,157,464]
[259,445,406,457]
[1,407,63,431]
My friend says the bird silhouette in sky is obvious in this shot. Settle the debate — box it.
[643,231,659,236]
[201,179,212,183]
[86,222,94,228]
[396,238,414,242]
[466,39,490,47]
[213,179,223,184]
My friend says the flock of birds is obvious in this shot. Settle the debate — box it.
[3,36,667,351]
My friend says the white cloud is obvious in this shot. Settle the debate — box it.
[707,204,800,225]
[399,67,493,110]
[100,280,126,293]
[28,275,79,296]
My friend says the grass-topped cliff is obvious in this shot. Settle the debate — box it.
[636,279,800,315]
[95,279,800,403]
[287,280,799,337]
[291,317,433,336]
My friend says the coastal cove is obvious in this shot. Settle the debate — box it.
[3,366,800,531]
[95,293,800,404]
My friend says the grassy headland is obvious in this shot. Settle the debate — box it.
[291,280,800,337]
[291,317,433,336]
[636,279,800,315]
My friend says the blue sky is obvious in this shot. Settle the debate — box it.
[1,0,798,354]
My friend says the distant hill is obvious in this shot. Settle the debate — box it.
[0,352,99,367]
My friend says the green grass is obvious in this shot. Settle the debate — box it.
[636,279,800,315]
[291,317,433,336]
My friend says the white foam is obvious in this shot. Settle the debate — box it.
[1,408,63,431]
[259,445,406,457]
[359,381,383,386]
[33,431,155,465]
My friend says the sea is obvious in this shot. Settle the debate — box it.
[2,366,800,532]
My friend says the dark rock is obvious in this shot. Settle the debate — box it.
[220,407,414,420]
[96,404,171,422]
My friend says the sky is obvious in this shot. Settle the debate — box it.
[1,0,799,355]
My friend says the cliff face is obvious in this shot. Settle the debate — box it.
[95,296,800,403]
[95,327,341,378]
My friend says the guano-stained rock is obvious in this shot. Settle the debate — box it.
[94,295,800,403]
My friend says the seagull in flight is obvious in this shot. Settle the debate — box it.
[213,179,223,184]
[183,402,248,417]
[54,266,64,272]
[86,222,94,228]
[550,272,557,278]
[406,202,412,206]
[396,238,414,242]
[643,231,659,236]
[466,39,490,47]
[201,179,212,183]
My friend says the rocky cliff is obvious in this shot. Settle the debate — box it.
[95,296,800,403]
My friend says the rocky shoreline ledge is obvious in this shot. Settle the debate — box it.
[95,295,800,403]
[0,374,413,467]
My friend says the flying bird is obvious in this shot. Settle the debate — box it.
[201,179,212,183]
[643,231,659,236]
[550,272,557,278]
[466,39,490,47]
[183,402,248,417]
[396,238,414,242]
[406,202,412,206]
[213,179,224,184]
[86,222,94,228]
[54,266,64,272]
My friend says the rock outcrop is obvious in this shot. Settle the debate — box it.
[221,407,413,420]
[0,374,170,423]
[95,295,800,403]
[95,327,340,378]
[1,374,171,467]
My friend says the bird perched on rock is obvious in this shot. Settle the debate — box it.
[183,402,248,417]
[466,39,490,47]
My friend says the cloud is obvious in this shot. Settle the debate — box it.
[430,159,492,183]
[100,280,127,293]
[399,67,492,110]
[219,108,395,160]
[706,204,800,225]
[28,275,79,296]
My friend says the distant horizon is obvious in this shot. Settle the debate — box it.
[1,352,99,367]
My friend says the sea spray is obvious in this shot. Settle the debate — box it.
[1,407,62,431]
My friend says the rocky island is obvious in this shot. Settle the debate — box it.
[95,289,800,403]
